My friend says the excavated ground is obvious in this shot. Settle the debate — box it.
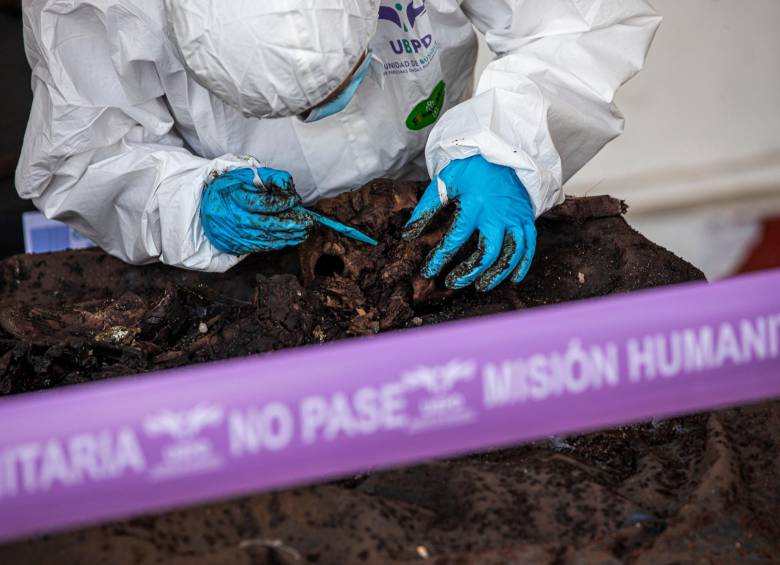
[0,180,777,564]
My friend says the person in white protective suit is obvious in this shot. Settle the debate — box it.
[17,0,661,291]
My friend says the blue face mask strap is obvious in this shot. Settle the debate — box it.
[303,49,374,123]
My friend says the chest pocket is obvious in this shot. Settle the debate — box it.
[372,1,446,132]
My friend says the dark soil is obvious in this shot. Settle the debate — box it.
[1,180,776,564]
[0,180,701,394]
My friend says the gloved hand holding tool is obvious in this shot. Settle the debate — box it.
[201,165,376,256]
[403,155,537,292]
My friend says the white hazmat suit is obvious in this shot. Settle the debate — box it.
[17,0,661,272]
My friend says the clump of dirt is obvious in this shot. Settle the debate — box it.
[4,179,771,565]
[0,180,702,394]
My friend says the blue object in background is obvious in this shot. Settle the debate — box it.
[22,212,95,254]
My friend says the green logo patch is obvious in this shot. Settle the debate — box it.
[405,81,446,131]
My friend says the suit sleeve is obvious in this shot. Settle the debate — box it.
[426,0,662,216]
[16,0,251,271]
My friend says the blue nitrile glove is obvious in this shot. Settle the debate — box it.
[303,50,373,123]
[402,155,537,292]
[200,166,313,255]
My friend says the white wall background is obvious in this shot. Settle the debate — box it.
[476,0,780,279]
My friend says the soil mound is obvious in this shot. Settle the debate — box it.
[0,180,700,394]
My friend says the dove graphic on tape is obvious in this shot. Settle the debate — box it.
[400,359,478,432]
[143,404,225,480]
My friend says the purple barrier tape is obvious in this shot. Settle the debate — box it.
[1,270,779,541]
